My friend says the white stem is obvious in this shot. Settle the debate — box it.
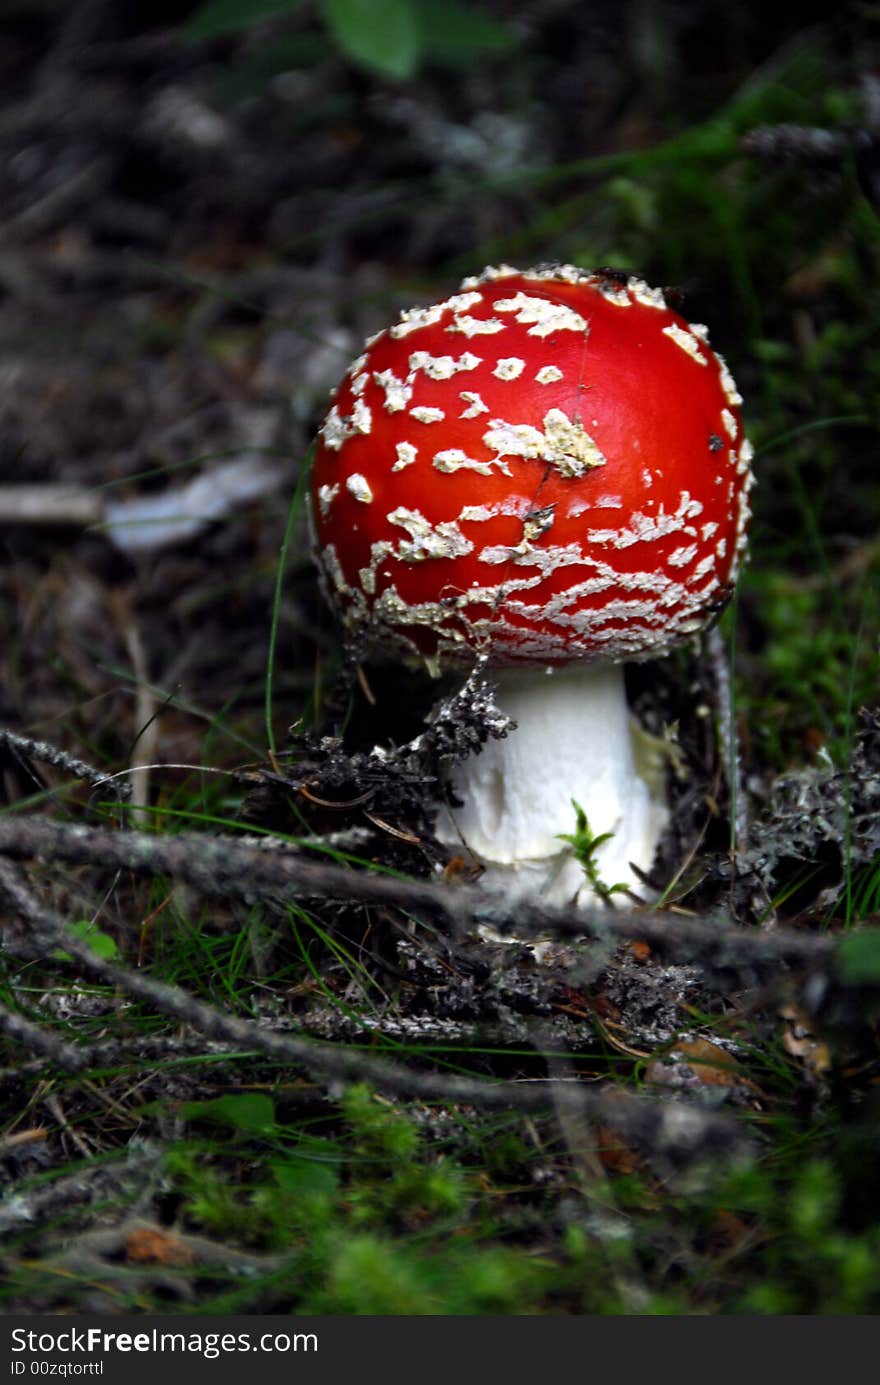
[436,663,668,906]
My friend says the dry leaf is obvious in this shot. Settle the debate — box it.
[595,1121,642,1175]
[646,1037,741,1089]
[124,1225,194,1268]
[780,1003,831,1076]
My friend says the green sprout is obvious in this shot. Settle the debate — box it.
[557,800,629,907]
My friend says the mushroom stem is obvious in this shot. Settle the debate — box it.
[436,662,668,905]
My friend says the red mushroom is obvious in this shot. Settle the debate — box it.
[310,263,753,902]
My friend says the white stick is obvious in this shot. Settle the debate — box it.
[0,486,102,526]
[0,457,285,554]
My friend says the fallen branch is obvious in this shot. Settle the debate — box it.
[0,814,837,980]
[0,1026,311,1094]
[0,1034,259,1086]
[0,999,88,1073]
[0,857,751,1163]
[0,729,130,800]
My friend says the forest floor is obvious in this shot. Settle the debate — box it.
[1,0,879,1314]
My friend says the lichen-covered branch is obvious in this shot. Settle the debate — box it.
[0,857,749,1164]
[0,813,836,982]
[0,728,131,800]
[0,998,88,1072]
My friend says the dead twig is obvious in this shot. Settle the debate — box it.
[43,1093,95,1160]
[0,1128,48,1159]
[0,857,751,1163]
[705,624,747,853]
[32,1217,280,1303]
[119,608,158,821]
[0,729,130,801]
[0,814,837,980]
[0,1000,88,1074]
[740,124,850,165]
[0,1035,264,1086]
[0,487,104,527]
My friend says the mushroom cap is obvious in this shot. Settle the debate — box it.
[310,263,753,669]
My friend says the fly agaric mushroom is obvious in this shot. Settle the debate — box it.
[310,263,753,903]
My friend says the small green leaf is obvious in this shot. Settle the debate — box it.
[181,0,304,42]
[53,919,118,963]
[319,0,421,80]
[587,831,617,851]
[180,1093,276,1133]
[272,1144,340,1199]
[837,930,880,985]
[413,0,516,68]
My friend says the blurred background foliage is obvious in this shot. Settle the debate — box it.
[176,0,880,768]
